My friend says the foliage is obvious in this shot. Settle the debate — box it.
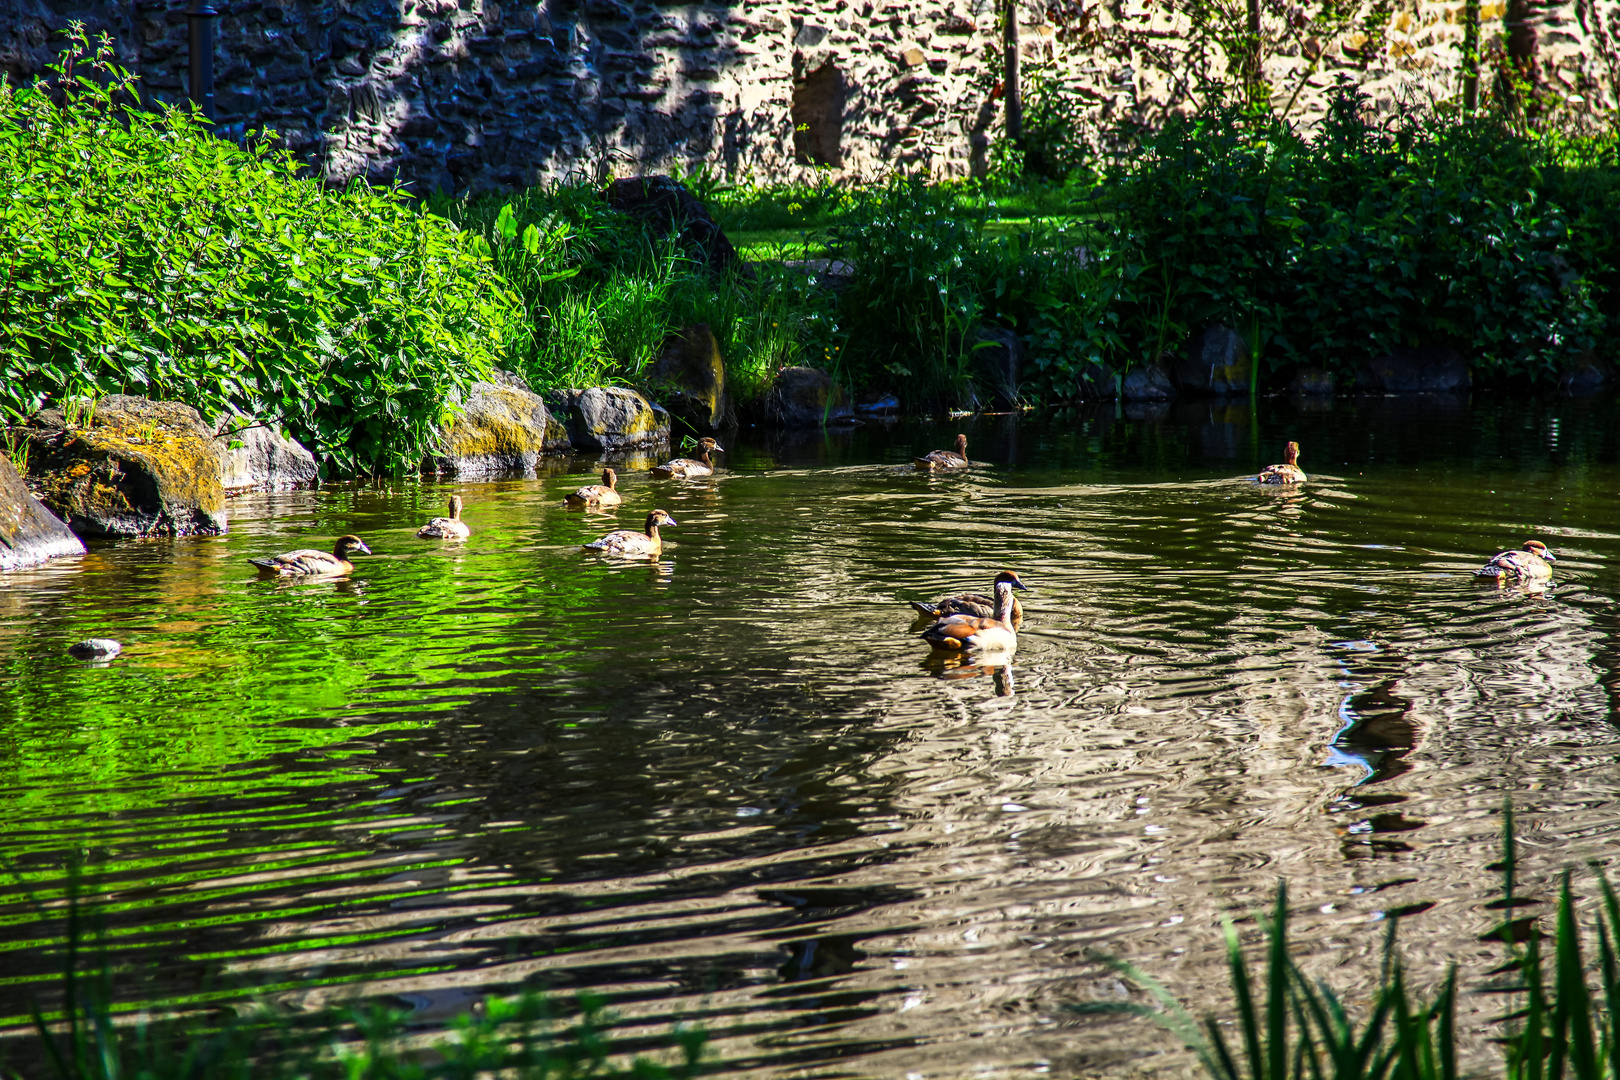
[1081,806,1620,1080]
[0,27,524,475]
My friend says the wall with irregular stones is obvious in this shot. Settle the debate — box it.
[1,0,1613,193]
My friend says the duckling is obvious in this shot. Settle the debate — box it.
[564,468,623,510]
[583,509,677,557]
[1476,540,1556,584]
[651,438,723,479]
[910,575,1026,626]
[920,571,1029,653]
[417,495,470,539]
[249,534,372,577]
[914,433,970,471]
[1256,441,1306,484]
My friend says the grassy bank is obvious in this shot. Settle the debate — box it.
[5,30,1616,477]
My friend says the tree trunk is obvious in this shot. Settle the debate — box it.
[1003,0,1022,148]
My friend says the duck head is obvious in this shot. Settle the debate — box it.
[334,534,372,558]
[1284,440,1300,465]
[447,494,464,518]
[954,433,968,456]
[994,570,1030,592]
[602,467,618,489]
[645,509,678,532]
[698,437,725,454]
[1524,540,1555,561]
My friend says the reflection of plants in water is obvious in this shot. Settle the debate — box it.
[1078,807,1620,1080]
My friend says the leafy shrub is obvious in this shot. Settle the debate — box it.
[0,28,523,474]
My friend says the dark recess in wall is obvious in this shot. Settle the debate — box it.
[792,61,843,167]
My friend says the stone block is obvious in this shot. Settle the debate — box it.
[0,452,85,571]
[425,377,570,476]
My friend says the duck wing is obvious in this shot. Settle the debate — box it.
[921,614,1000,650]
[249,548,341,575]
[1477,550,1547,579]
[911,592,997,618]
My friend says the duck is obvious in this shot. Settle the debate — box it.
[583,509,677,557]
[1476,540,1556,584]
[564,468,623,510]
[914,433,970,471]
[909,574,1026,627]
[249,534,372,577]
[417,495,470,539]
[919,571,1029,653]
[651,438,724,479]
[1256,441,1306,484]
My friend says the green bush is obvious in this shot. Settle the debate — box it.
[0,28,524,475]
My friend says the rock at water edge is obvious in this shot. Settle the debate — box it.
[1174,325,1250,396]
[973,325,1021,408]
[549,387,671,452]
[651,324,729,432]
[1356,347,1471,393]
[24,396,227,537]
[765,367,854,427]
[425,379,571,477]
[215,418,319,491]
[1121,361,1177,402]
[0,452,85,570]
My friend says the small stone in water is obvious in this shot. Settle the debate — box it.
[68,638,122,660]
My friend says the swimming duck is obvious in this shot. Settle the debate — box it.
[920,571,1029,653]
[564,468,623,510]
[1256,441,1306,484]
[910,574,1025,627]
[651,438,723,479]
[417,495,470,539]
[914,433,970,471]
[583,509,677,557]
[1476,540,1556,583]
[249,534,372,577]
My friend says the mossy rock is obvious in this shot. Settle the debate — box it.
[650,323,729,433]
[548,387,671,451]
[24,396,227,538]
[1173,325,1250,397]
[0,451,85,570]
[765,367,854,428]
[424,379,570,477]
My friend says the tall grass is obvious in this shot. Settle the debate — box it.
[1084,805,1620,1080]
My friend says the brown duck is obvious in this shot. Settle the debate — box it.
[564,468,623,510]
[249,535,372,577]
[583,509,677,557]
[651,438,723,479]
[910,574,1025,627]
[1256,441,1306,484]
[417,495,470,539]
[1476,540,1556,584]
[915,433,970,471]
[920,571,1029,653]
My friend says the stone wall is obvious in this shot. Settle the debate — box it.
[2,0,1614,193]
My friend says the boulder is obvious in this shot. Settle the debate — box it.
[1173,325,1250,396]
[1559,354,1613,396]
[548,386,671,451]
[0,451,85,570]
[1356,346,1471,393]
[604,176,750,279]
[1290,366,1335,395]
[425,379,571,476]
[1075,363,1118,400]
[765,367,855,427]
[973,325,1020,408]
[214,418,318,491]
[650,324,729,433]
[24,396,227,537]
[1121,361,1177,401]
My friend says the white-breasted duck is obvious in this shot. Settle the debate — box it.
[249,535,372,577]
[910,574,1025,627]
[1256,441,1306,484]
[417,495,470,539]
[919,571,1029,653]
[1476,540,1556,584]
[583,509,677,557]
[915,433,970,471]
[565,468,623,510]
[651,438,723,479]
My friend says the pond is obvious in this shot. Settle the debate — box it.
[2,393,1618,1077]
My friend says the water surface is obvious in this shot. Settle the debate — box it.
[3,394,1619,1076]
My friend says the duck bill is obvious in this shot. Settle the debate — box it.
[664,516,679,527]
[356,541,373,555]
[1542,551,1557,561]
[710,443,725,453]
